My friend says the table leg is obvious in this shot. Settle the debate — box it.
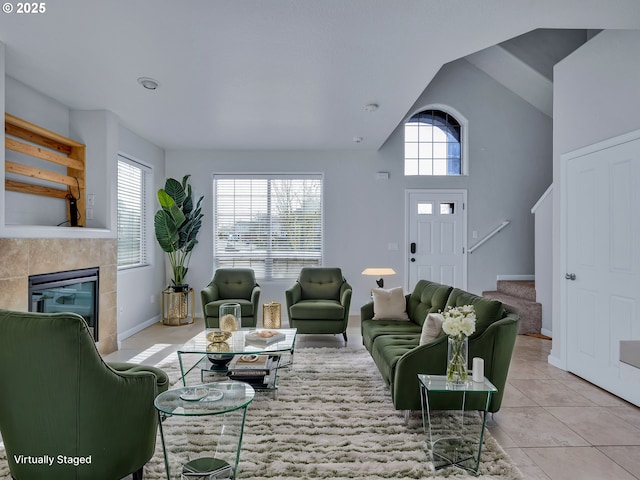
[157,411,172,480]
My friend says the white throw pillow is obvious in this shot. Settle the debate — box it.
[372,287,409,320]
[420,313,445,345]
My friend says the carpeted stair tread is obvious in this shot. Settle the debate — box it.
[483,290,541,335]
[496,280,536,302]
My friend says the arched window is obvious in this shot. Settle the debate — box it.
[404,109,462,176]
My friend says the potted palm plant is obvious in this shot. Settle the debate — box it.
[154,175,204,292]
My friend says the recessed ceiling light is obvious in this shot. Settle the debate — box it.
[137,77,160,90]
[364,103,379,112]
[353,136,364,144]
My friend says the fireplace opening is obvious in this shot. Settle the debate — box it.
[28,267,99,341]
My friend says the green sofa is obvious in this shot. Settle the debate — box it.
[361,280,519,413]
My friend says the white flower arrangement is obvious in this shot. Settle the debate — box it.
[441,304,476,339]
[442,304,476,384]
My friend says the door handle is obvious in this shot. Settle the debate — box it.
[410,242,416,254]
[565,273,576,281]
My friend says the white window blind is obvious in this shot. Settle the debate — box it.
[117,155,151,268]
[214,174,323,279]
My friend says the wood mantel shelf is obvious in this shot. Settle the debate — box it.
[4,113,86,226]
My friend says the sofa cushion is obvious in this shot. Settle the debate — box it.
[420,313,444,345]
[445,288,503,336]
[361,319,422,351]
[370,334,421,386]
[372,287,409,320]
[289,299,345,320]
[204,299,255,318]
[407,280,453,327]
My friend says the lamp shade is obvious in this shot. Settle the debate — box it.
[362,268,396,288]
[361,268,396,276]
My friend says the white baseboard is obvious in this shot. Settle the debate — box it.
[496,274,535,281]
[547,353,565,370]
[117,314,161,346]
[541,328,552,337]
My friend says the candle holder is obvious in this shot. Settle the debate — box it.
[262,301,282,329]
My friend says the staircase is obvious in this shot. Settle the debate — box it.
[483,280,542,335]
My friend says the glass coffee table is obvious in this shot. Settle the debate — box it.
[418,374,497,475]
[177,328,297,393]
[155,381,255,479]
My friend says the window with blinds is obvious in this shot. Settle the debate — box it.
[213,174,323,280]
[117,155,151,268]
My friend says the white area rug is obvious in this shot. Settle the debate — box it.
[145,347,522,480]
[0,347,522,479]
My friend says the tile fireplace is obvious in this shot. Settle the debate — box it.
[0,238,117,354]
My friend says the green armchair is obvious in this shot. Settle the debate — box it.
[201,268,261,328]
[285,267,352,341]
[0,309,169,480]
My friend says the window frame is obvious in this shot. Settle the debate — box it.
[404,104,468,176]
[212,173,324,281]
[116,153,152,270]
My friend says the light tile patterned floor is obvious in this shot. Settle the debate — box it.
[106,317,640,480]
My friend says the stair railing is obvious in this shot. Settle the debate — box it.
[468,220,510,254]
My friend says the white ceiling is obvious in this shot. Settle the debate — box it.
[1,0,639,151]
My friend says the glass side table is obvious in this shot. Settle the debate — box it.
[154,381,255,479]
[417,374,497,475]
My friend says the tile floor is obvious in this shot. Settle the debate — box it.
[105,317,640,480]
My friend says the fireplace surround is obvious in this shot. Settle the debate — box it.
[0,237,117,354]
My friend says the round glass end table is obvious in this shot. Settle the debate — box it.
[154,381,255,479]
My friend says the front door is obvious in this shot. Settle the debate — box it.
[406,190,466,292]
[564,133,640,406]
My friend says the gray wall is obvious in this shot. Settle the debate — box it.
[533,187,553,335]
[167,57,553,318]
[3,53,554,335]
[116,123,167,338]
[2,75,167,341]
[551,29,640,366]
[5,77,71,226]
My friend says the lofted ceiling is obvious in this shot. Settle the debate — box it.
[0,1,639,152]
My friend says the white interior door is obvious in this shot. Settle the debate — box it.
[564,135,640,406]
[406,190,466,292]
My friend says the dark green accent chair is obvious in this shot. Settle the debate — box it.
[201,268,261,328]
[285,267,352,341]
[0,309,169,480]
[362,282,519,413]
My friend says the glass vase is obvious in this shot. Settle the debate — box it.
[446,335,469,385]
[219,303,241,332]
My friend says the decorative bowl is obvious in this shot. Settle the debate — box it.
[206,341,233,366]
[206,342,231,353]
[206,331,232,343]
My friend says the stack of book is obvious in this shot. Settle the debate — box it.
[226,354,275,387]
